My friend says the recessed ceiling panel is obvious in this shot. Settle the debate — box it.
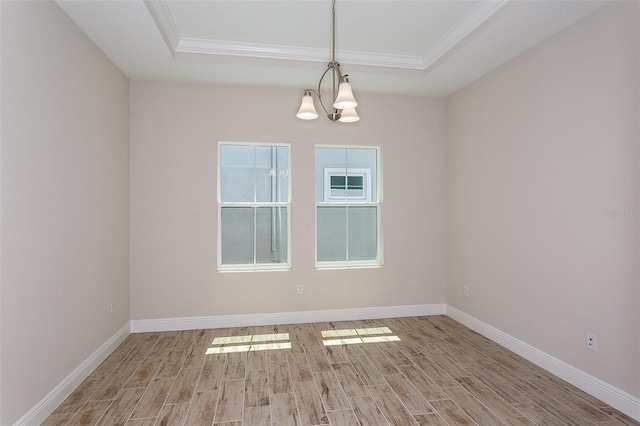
[168,0,481,56]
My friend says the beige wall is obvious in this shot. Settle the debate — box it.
[446,1,639,397]
[0,2,130,424]
[0,3,3,423]
[130,81,445,320]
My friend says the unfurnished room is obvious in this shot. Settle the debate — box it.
[0,0,639,425]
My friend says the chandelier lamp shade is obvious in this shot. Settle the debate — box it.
[296,0,359,123]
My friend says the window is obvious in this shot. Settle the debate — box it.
[324,168,371,202]
[218,142,290,271]
[315,146,382,268]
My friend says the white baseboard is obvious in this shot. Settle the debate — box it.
[130,304,446,333]
[14,323,131,426]
[446,305,640,422]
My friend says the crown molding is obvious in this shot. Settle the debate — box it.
[144,0,181,53]
[144,0,507,73]
[176,38,425,70]
[421,0,509,70]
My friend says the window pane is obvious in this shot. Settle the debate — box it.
[347,176,363,190]
[317,207,347,262]
[316,147,347,202]
[255,146,272,203]
[220,145,255,202]
[275,146,289,202]
[346,148,377,202]
[348,207,377,261]
[220,207,254,264]
[317,147,376,203]
[256,207,288,264]
[255,146,289,203]
[330,176,346,190]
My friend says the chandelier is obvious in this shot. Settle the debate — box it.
[296,0,359,123]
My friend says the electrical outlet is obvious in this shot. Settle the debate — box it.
[110,303,114,318]
[586,332,597,351]
[464,286,469,297]
[297,284,304,295]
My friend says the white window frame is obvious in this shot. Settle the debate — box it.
[315,145,383,270]
[217,141,292,272]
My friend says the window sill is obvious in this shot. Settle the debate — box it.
[315,261,383,271]
[218,264,291,273]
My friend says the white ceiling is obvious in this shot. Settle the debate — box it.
[56,0,608,97]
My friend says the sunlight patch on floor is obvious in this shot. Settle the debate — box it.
[207,333,291,353]
[321,326,400,346]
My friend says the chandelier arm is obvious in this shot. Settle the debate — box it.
[304,88,329,117]
[313,63,344,117]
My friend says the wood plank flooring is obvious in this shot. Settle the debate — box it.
[43,316,639,425]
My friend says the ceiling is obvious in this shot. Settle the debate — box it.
[56,0,608,97]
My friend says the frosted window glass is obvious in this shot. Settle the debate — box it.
[317,207,347,262]
[220,207,254,264]
[348,207,377,260]
[256,207,288,264]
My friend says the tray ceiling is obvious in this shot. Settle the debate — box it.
[56,0,607,96]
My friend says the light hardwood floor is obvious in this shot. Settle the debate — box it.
[43,316,638,426]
